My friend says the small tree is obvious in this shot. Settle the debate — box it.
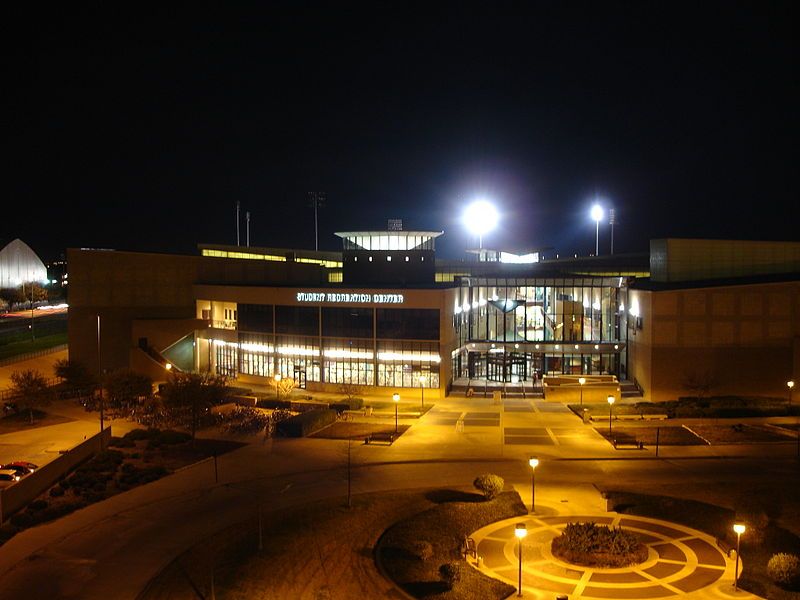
[338,382,360,401]
[160,372,230,444]
[473,473,504,500]
[10,369,52,424]
[103,369,153,413]
[53,359,96,389]
[272,376,297,400]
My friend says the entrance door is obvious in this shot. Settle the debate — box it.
[293,367,306,389]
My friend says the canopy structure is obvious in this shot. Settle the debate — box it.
[0,239,47,288]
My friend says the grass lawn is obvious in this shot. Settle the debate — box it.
[570,396,799,419]
[595,425,705,445]
[686,423,796,444]
[0,408,73,433]
[0,332,68,361]
[311,421,411,439]
[378,489,527,599]
[141,487,526,600]
[604,491,800,599]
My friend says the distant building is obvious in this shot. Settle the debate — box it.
[0,239,48,289]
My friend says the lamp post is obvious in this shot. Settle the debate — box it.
[418,374,426,409]
[528,457,539,513]
[392,392,400,433]
[607,394,615,437]
[274,373,282,400]
[733,522,746,591]
[591,204,603,256]
[578,377,586,406]
[514,523,527,597]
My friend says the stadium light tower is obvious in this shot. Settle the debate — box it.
[590,204,603,256]
[463,200,498,249]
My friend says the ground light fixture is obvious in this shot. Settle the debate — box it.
[788,380,795,403]
[515,523,527,596]
[733,522,746,590]
[392,392,400,433]
[418,374,426,408]
[607,395,615,437]
[274,373,282,400]
[528,457,539,513]
[463,200,498,249]
[591,204,603,256]
[578,377,586,405]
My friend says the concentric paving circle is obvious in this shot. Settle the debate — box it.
[470,514,736,599]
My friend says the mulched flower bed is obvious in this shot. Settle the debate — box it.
[551,522,648,568]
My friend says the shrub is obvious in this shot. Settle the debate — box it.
[409,540,433,561]
[49,485,65,497]
[9,513,33,528]
[768,553,800,587]
[256,399,292,410]
[109,436,135,448]
[473,474,504,500]
[551,522,648,568]
[123,428,159,442]
[28,500,48,511]
[438,562,464,589]
[276,409,337,437]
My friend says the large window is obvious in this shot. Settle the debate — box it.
[377,308,439,340]
[276,306,319,336]
[238,304,273,332]
[322,307,373,338]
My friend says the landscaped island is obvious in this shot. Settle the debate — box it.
[551,521,648,568]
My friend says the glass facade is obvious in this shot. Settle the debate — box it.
[210,305,441,389]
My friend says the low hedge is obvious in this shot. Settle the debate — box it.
[276,409,337,437]
[256,399,292,410]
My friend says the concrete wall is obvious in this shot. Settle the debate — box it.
[0,428,111,522]
[634,280,799,402]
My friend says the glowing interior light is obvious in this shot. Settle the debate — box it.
[324,349,374,359]
[472,301,479,309]
[629,298,640,317]
[462,302,470,312]
[592,301,601,310]
[583,298,590,308]
[454,305,462,314]
[478,298,487,306]
[377,351,441,363]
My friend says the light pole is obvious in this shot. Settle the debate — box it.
[392,392,400,433]
[733,522,746,591]
[514,523,527,597]
[591,204,603,256]
[607,394,615,437]
[463,200,498,250]
[528,457,539,513]
[274,373,282,400]
[578,377,586,406]
[418,374,426,409]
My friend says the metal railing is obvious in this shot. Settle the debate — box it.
[0,344,68,368]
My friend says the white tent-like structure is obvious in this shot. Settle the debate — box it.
[0,239,48,288]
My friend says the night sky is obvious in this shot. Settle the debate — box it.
[6,2,797,262]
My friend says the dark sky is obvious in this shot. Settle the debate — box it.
[6,1,797,261]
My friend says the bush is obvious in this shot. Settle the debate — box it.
[276,409,337,437]
[49,485,65,497]
[551,522,648,568]
[768,553,800,587]
[109,436,135,448]
[409,540,433,561]
[473,474,504,500]
[9,512,33,528]
[256,399,292,410]
[28,500,48,511]
[439,562,464,589]
[123,428,159,442]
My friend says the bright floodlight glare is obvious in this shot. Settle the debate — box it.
[463,200,498,235]
[591,204,603,222]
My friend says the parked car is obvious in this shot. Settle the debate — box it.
[0,469,21,484]
[4,461,39,472]
[1,464,33,477]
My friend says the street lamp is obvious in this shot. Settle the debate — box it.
[578,377,586,406]
[514,523,527,597]
[528,457,539,513]
[165,362,172,371]
[733,522,746,591]
[607,394,615,437]
[392,392,400,433]
[788,380,795,404]
[274,373,282,400]
[591,204,603,256]
[418,374,426,408]
[463,200,498,249]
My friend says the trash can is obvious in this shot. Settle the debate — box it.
[582,408,590,424]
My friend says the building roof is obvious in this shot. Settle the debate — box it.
[0,239,47,288]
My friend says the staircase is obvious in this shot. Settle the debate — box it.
[620,380,644,399]
[450,380,544,399]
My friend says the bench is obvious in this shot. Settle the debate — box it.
[462,536,477,560]
[614,414,669,421]
[612,438,645,449]
[364,432,395,445]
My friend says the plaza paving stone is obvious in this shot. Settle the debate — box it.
[470,512,737,599]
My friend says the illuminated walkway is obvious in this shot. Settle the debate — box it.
[470,510,756,599]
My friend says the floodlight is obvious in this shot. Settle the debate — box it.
[463,200,498,248]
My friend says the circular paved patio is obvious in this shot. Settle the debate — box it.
[470,512,739,599]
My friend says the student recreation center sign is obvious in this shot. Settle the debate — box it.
[296,291,404,304]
